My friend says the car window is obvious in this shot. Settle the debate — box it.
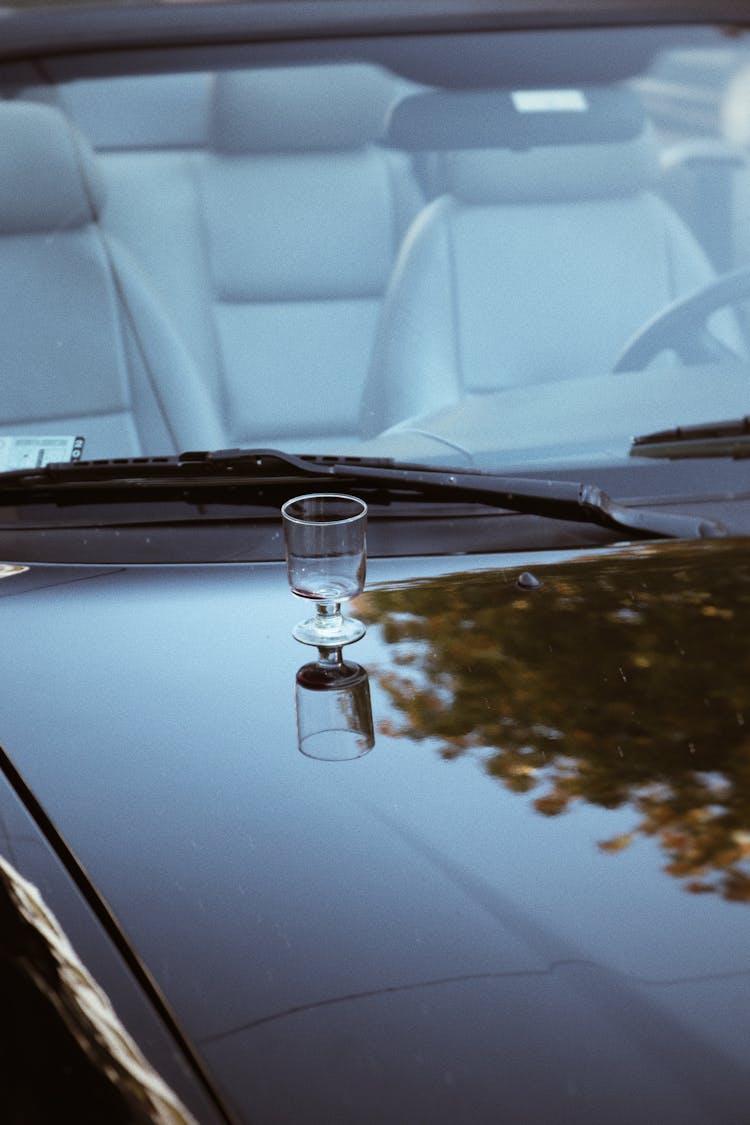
[0,22,749,480]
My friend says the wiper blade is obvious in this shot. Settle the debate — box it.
[0,447,724,541]
[631,417,750,460]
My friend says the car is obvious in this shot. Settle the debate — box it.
[1,0,750,1120]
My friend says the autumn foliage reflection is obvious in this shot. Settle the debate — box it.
[360,544,750,903]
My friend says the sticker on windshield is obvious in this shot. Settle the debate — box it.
[0,435,85,471]
[511,89,589,114]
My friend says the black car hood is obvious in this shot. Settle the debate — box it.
[1,538,749,1122]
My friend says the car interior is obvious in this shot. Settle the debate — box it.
[2,47,750,465]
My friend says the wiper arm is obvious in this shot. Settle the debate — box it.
[0,447,724,541]
[631,417,750,460]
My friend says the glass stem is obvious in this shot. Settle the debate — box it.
[316,644,344,672]
[315,600,343,633]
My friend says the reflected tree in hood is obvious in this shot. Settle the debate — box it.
[360,545,750,903]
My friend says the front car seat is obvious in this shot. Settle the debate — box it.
[0,101,224,458]
[360,85,737,437]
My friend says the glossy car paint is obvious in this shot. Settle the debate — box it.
[1,537,749,1120]
[0,0,749,1116]
[0,752,225,1122]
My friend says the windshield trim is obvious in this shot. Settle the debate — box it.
[0,4,744,70]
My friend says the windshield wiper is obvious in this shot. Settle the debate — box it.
[631,417,750,460]
[0,447,724,540]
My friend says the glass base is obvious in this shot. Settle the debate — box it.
[292,614,366,647]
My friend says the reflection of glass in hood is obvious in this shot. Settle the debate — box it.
[295,650,374,762]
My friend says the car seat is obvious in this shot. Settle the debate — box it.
[89,64,424,453]
[0,100,224,458]
[359,85,737,437]
[199,65,424,450]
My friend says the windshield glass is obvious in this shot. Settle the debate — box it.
[1,20,750,476]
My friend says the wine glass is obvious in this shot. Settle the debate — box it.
[281,493,367,646]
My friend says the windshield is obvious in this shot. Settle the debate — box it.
[1,19,750,479]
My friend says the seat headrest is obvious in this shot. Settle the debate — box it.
[0,102,105,234]
[60,73,214,150]
[211,64,400,154]
[387,85,659,202]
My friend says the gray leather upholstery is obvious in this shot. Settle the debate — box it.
[207,66,424,448]
[0,101,223,456]
[211,66,399,154]
[59,72,214,151]
[361,87,734,437]
[95,65,423,452]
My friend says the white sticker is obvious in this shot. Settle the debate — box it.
[0,435,85,471]
[511,89,589,114]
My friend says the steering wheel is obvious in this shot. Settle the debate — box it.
[613,263,750,372]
